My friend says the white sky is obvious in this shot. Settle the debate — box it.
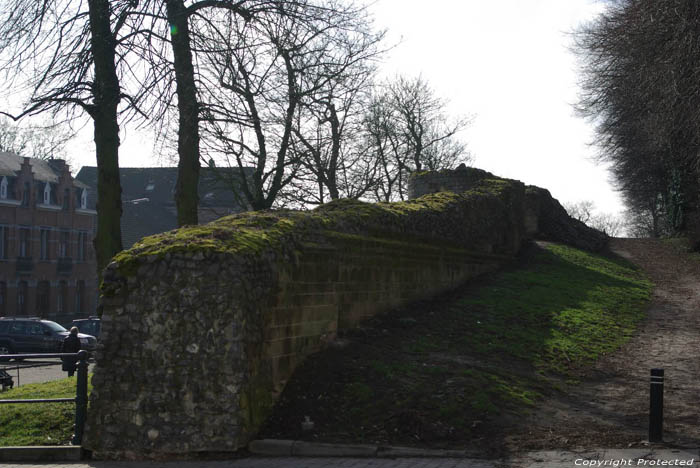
[66,0,622,214]
[367,0,621,214]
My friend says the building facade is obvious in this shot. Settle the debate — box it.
[0,152,97,324]
[76,166,251,248]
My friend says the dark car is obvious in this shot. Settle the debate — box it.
[0,317,97,360]
[71,317,101,339]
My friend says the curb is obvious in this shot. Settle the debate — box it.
[0,446,82,462]
[248,439,477,458]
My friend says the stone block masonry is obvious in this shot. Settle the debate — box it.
[83,167,606,459]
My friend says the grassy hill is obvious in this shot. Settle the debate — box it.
[258,241,652,451]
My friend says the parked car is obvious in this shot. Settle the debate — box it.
[71,316,101,339]
[0,316,97,361]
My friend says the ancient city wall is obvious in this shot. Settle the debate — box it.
[84,168,605,458]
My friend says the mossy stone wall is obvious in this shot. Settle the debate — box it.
[409,166,608,251]
[84,169,597,458]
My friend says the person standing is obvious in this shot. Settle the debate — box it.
[61,327,81,377]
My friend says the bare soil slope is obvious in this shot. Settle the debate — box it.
[509,238,700,450]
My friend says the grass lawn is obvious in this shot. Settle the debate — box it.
[259,242,652,448]
[0,375,91,446]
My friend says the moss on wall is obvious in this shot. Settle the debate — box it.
[111,177,526,279]
[86,168,601,458]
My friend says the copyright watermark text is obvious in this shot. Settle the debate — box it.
[575,459,694,467]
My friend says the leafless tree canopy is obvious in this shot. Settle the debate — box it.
[0,0,476,254]
[0,118,75,161]
[363,76,472,202]
[0,0,149,273]
[575,0,700,239]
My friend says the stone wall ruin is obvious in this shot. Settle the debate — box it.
[84,167,606,458]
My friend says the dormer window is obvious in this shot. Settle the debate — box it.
[0,177,7,200]
[80,188,87,209]
[43,182,51,205]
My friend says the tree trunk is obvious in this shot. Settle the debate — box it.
[166,0,200,226]
[87,0,123,277]
[327,103,340,200]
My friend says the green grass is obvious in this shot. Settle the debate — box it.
[454,243,652,374]
[0,375,92,446]
[260,242,653,446]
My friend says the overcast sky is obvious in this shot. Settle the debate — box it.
[65,0,621,214]
[368,0,621,213]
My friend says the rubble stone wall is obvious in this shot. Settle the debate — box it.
[84,167,604,459]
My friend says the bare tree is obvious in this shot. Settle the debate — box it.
[0,0,143,274]
[564,200,596,224]
[287,21,385,205]
[362,91,403,202]
[0,118,75,161]
[364,75,472,201]
[624,206,664,238]
[565,200,625,237]
[589,212,625,237]
[575,0,700,239]
[197,0,384,210]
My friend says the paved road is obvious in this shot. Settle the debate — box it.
[0,359,95,387]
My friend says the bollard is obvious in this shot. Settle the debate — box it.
[72,350,89,445]
[649,368,664,442]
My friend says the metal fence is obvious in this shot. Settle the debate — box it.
[0,350,89,445]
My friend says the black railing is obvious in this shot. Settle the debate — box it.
[0,350,88,445]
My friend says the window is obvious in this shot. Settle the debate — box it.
[59,231,69,258]
[17,281,27,315]
[43,183,51,205]
[63,188,70,210]
[9,320,27,334]
[75,280,85,313]
[36,280,50,314]
[146,181,155,191]
[40,229,50,260]
[0,176,7,199]
[0,282,6,316]
[78,232,87,262]
[0,226,8,260]
[19,227,30,257]
[57,280,67,314]
[80,189,87,209]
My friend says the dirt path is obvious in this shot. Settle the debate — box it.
[509,238,700,451]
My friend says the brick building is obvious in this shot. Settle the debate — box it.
[0,152,97,324]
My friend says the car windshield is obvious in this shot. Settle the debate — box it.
[42,321,67,332]
[75,321,98,335]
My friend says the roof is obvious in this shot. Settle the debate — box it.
[0,152,87,187]
[75,166,252,248]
